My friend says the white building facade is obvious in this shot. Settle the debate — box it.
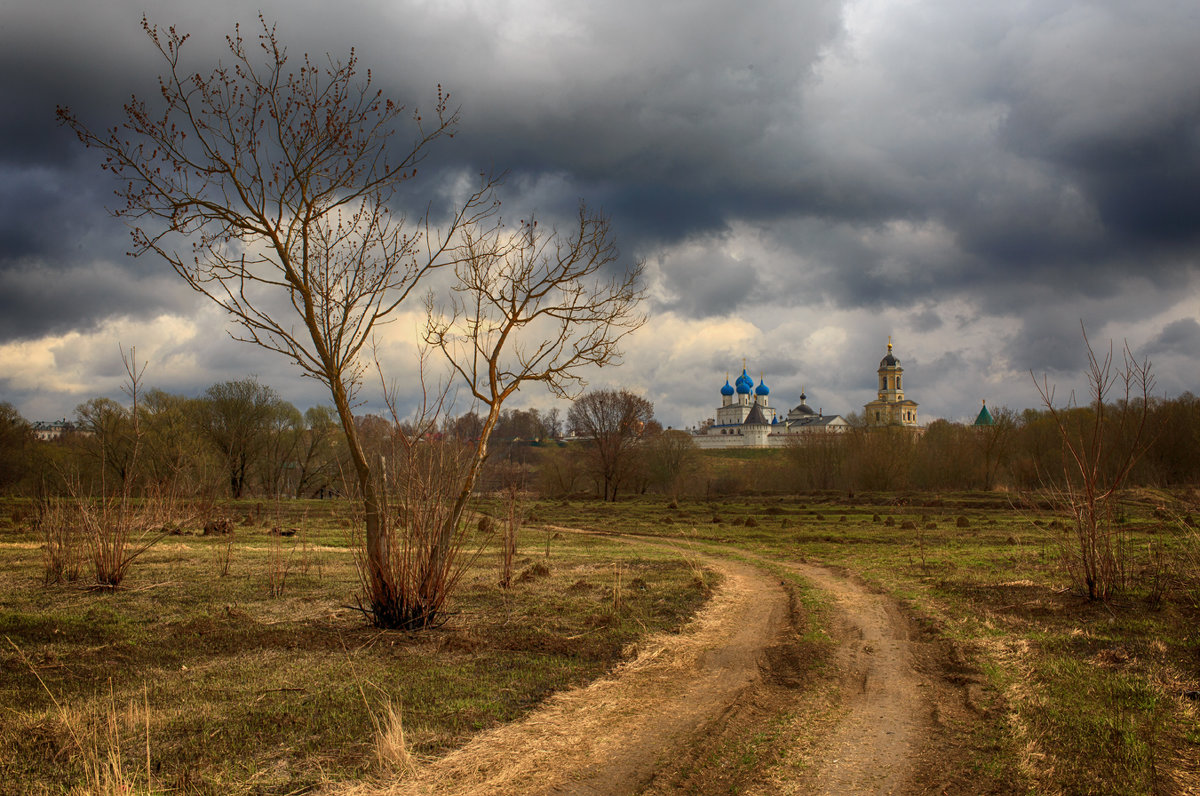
[691,368,849,449]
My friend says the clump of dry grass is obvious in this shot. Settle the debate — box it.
[373,699,416,776]
[8,638,156,795]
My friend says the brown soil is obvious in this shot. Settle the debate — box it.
[339,533,1011,796]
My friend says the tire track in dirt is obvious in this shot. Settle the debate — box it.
[780,561,927,795]
[339,551,790,796]
[339,533,933,796]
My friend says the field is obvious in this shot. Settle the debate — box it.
[2,492,1199,794]
[530,491,1200,795]
[0,499,711,795]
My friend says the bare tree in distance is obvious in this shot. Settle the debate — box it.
[645,428,700,502]
[58,17,500,625]
[195,377,287,498]
[1032,326,1154,601]
[425,209,644,548]
[568,389,655,501]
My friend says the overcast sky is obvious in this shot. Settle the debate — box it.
[3,0,1199,429]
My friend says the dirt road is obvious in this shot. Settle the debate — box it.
[785,561,927,795]
[341,537,975,796]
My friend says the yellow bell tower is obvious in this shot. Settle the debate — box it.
[864,337,919,428]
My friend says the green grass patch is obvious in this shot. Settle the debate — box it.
[533,492,1200,795]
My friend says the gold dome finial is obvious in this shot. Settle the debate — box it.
[887,335,893,352]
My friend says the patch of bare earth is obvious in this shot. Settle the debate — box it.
[339,539,1012,796]
[336,556,790,796]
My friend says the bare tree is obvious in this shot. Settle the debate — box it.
[1033,327,1154,600]
[567,389,655,501]
[975,405,1016,491]
[0,404,34,494]
[139,389,212,495]
[645,428,700,501]
[291,405,342,498]
[59,18,498,624]
[195,377,286,498]
[425,208,644,542]
[74,397,137,493]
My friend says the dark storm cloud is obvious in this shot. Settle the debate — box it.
[0,257,196,341]
[653,237,763,318]
[4,0,1200,423]
[614,0,1200,326]
[1147,318,1200,357]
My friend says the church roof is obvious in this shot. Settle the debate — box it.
[786,414,845,429]
[879,338,900,368]
[735,368,753,394]
[974,401,995,426]
[742,402,770,426]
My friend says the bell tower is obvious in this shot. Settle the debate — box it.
[877,337,904,402]
[864,337,919,428]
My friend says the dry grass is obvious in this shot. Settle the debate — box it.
[337,555,747,796]
[372,700,416,777]
[1,500,710,794]
[7,638,158,795]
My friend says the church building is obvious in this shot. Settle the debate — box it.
[863,339,919,428]
[692,367,849,449]
[690,339,919,449]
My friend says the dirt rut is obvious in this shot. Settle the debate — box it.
[785,562,927,795]
[340,556,790,796]
[339,542,933,796]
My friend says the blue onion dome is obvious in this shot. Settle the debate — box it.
[735,368,753,394]
[756,378,769,396]
[720,378,735,396]
[772,414,780,425]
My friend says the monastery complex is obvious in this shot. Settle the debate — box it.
[691,339,920,449]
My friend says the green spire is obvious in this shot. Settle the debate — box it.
[973,399,995,427]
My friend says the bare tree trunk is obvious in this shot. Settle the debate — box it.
[328,375,387,604]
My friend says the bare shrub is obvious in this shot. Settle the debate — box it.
[498,462,527,589]
[69,350,176,590]
[352,403,481,629]
[266,533,296,597]
[211,534,234,578]
[39,499,84,585]
[1033,329,1153,600]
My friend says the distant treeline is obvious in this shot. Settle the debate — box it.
[3,381,1199,500]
